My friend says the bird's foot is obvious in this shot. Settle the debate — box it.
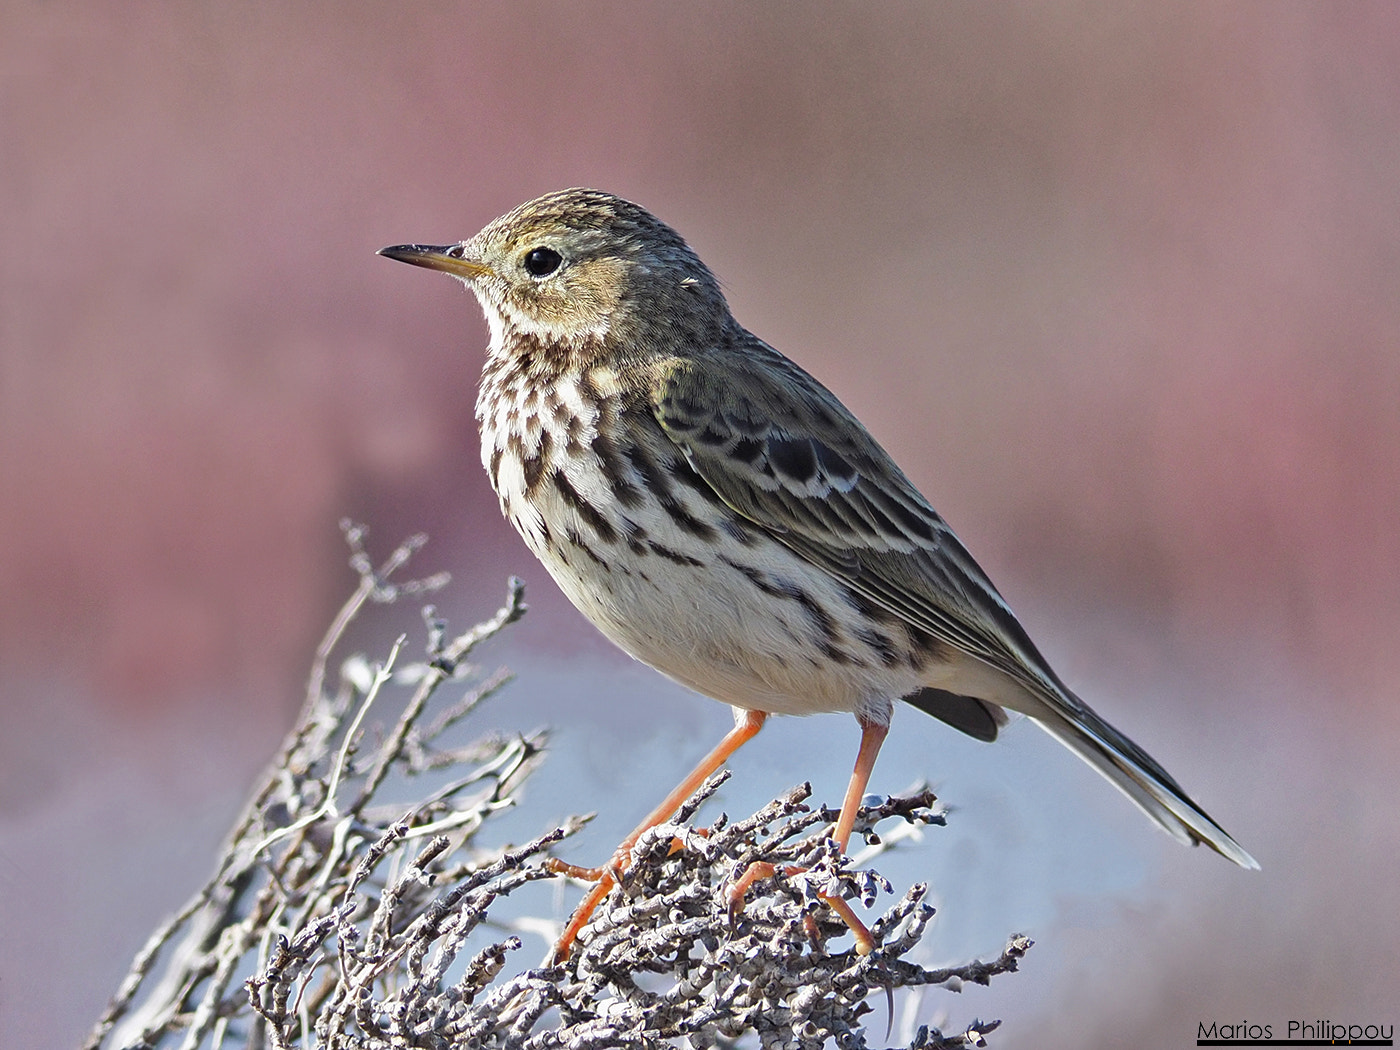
[545,844,633,962]
[727,859,875,955]
[546,830,710,962]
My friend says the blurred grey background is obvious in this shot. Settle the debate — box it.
[2,4,1397,1047]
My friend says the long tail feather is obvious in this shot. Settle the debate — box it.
[1031,693,1259,870]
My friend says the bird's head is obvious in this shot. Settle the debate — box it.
[380,188,728,357]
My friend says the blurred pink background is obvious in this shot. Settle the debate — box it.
[3,4,1397,1047]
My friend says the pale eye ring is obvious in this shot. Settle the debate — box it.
[523,246,563,277]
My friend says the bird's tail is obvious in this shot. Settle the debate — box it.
[1032,692,1259,869]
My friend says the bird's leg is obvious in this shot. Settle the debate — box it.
[548,709,767,963]
[727,716,889,955]
[832,715,889,851]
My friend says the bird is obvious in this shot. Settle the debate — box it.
[378,188,1258,959]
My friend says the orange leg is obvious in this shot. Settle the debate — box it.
[547,709,768,963]
[833,716,889,851]
[728,716,890,954]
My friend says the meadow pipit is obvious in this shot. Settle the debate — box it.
[380,188,1257,959]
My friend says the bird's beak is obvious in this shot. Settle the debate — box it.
[377,243,493,281]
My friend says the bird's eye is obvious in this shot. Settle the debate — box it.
[523,247,563,277]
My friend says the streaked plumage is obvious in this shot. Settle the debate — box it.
[380,188,1258,903]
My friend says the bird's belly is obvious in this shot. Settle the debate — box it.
[543,536,923,717]
[513,475,926,719]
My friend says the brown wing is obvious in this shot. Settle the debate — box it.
[647,343,1072,708]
